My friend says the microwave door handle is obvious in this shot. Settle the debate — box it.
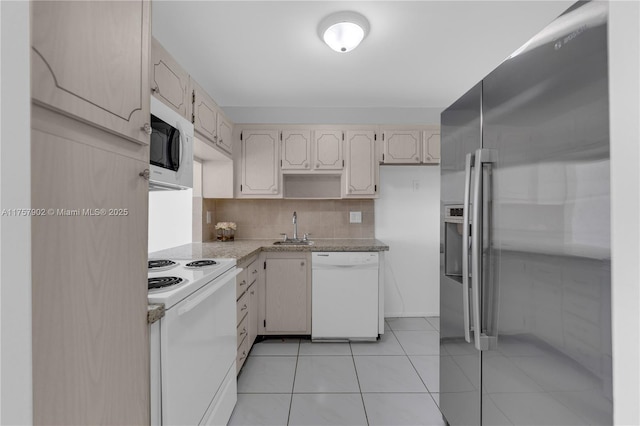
[462,152,474,344]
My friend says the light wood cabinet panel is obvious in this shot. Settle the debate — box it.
[31,0,150,146]
[191,79,218,144]
[281,130,312,170]
[151,37,190,119]
[248,283,258,347]
[217,112,233,154]
[383,130,422,164]
[345,130,378,197]
[423,128,441,164]
[264,254,311,334]
[31,126,149,425]
[241,130,281,196]
[314,130,344,170]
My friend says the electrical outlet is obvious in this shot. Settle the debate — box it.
[350,211,362,224]
[206,211,212,224]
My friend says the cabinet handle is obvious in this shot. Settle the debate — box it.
[214,135,218,142]
[316,163,320,168]
[141,123,152,135]
[252,269,258,275]
[239,351,247,361]
[415,156,420,161]
[240,280,247,287]
[139,169,150,180]
[304,163,309,168]
[240,327,247,337]
[241,304,248,311]
[219,138,223,145]
[250,290,255,295]
[151,85,159,93]
[301,261,305,266]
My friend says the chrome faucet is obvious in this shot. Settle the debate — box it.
[292,211,298,240]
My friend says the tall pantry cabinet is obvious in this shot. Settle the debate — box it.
[30,1,150,424]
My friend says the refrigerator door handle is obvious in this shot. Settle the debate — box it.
[462,152,474,343]
[472,148,497,351]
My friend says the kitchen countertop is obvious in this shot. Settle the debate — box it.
[148,304,165,324]
[149,238,389,265]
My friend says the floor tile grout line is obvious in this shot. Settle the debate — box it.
[286,340,301,426]
[350,338,370,426]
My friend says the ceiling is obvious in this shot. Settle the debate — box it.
[152,1,573,113]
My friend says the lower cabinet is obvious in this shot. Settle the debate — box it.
[263,252,311,335]
[236,255,260,373]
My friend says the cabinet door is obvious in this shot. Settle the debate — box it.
[314,130,344,170]
[281,130,311,170]
[423,128,441,164]
[248,283,258,346]
[241,130,280,196]
[217,113,233,155]
[31,128,149,425]
[191,79,218,144]
[31,1,150,146]
[265,257,309,334]
[383,130,422,163]
[345,130,377,196]
[150,37,190,119]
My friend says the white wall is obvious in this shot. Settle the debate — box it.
[375,166,440,317]
[148,190,193,253]
[0,1,32,424]
[609,2,640,424]
[224,106,442,125]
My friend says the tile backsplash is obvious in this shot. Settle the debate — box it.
[203,199,374,241]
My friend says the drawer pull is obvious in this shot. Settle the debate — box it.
[239,351,247,362]
[239,327,247,337]
[241,304,248,311]
[250,290,255,295]
[252,269,258,275]
[240,280,247,287]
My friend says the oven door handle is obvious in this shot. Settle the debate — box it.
[177,268,242,316]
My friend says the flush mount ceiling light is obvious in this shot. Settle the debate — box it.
[318,11,370,53]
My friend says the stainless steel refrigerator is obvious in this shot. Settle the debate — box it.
[439,2,612,425]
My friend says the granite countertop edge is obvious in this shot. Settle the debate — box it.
[147,303,165,324]
[149,238,389,265]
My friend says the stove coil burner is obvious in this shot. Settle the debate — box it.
[148,259,177,270]
[148,276,184,290]
[185,260,218,268]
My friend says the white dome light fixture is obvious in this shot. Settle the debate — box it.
[318,11,370,53]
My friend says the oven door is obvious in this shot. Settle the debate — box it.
[159,268,240,425]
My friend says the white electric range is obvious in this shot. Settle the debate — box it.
[148,257,240,426]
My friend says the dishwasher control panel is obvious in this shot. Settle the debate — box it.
[312,252,379,268]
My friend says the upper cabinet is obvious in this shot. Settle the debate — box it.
[344,130,378,197]
[150,38,190,120]
[31,1,151,146]
[191,78,233,156]
[217,113,234,154]
[191,79,218,143]
[281,130,312,171]
[382,130,421,164]
[423,128,441,164]
[240,130,281,197]
[314,130,344,170]
[380,126,441,165]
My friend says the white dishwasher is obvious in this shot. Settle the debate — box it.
[312,252,379,341]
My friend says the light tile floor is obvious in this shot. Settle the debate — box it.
[229,317,445,426]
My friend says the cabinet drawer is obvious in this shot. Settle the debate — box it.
[237,291,249,325]
[247,260,260,286]
[237,315,249,348]
[236,336,249,374]
[236,268,249,300]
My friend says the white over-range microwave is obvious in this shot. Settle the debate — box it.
[149,96,194,191]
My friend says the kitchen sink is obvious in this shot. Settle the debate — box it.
[273,240,314,246]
